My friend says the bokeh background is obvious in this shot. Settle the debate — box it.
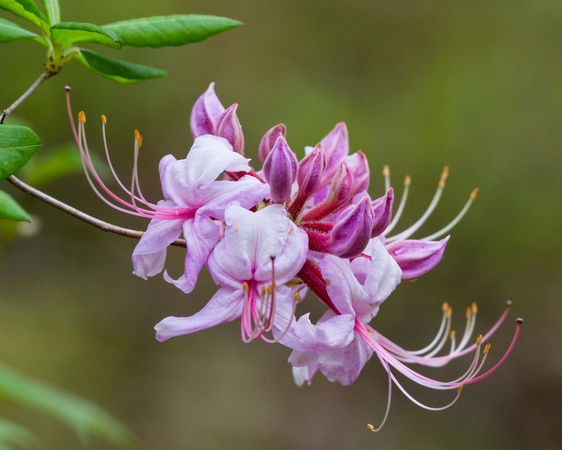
[1,0,561,448]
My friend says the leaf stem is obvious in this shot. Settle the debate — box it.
[5,175,187,247]
[0,70,57,124]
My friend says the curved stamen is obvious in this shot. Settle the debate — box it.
[421,188,479,241]
[386,167,448,243]
[66,90,195,221]
[366,355,393,432]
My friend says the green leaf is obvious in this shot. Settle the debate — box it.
[0,125,42,180]
[103,14,243,48]
[0,189,30,221]
[0,417,39,449]
[21,143,83,187]
[74,48,167,83]
[51,22,121,49]
[39,0,59,25]
[0,0,48,28]
[0,362,135,447]
[0,17,45,44]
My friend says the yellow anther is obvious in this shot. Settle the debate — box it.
[450,330,456,339]
[476,334,483,346]
[101,114,107,124]
[78,111,86,123]
[472,302,478,314]
[261,285,266,296]
[134,129,142,147]
[404,175,411,186]
[293,292,300,302]
[471,188,479,199]
[466,306,472,318]
[457,385,463,393]
[234,226,239,232]
[446,305,452,318]
[483,343,491,354]
[366,423,375,431]
[267,285,273,295]
[242,281,249,291]
[438,167,449,188]
[442,301,449,312]
[382,165,390,176]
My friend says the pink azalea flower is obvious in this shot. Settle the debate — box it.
[68,107,268,294]
[154,204,309,342]
[286,238,522,430]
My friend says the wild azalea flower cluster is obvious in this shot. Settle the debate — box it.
[67,84,522,429]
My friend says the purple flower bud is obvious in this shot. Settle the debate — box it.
[301,162,353,222]
[330,196,374,258]
[263,136,299,204]
[386,236,450,280]
[190,82,225,138]
[319,122,349,187]
[349,150,370,196]
[287,144,326,218]
[371,188,394,238]
[216,103,245,155]
[259,124,286,164]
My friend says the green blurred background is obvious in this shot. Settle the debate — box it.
[1,0,561,448]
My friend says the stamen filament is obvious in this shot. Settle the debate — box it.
[383,174,410,236]
[420,188,479,241]
[386,167,448,243]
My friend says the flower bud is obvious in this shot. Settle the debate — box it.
[371,188,394,238]
[190,82,225,138]
[259,124,286,163]
[287,144,326,218]
[348,150,369,196]
[301,162,353,222]
[386,236,450,280]
[216,103,244,155]
[319,122,349,187]
[330,196,374,258]
[263,136,299,204]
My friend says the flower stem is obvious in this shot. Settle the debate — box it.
[1,70,57,124]
[6,175,187,247]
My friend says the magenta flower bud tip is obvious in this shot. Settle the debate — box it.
[297,143,326,194]
[330,196,374,258]
[350,150,370,195]
[216,103,245,155]
[263,135,299,204]
[371,188,394,238]
[190,82,225,138]
[386,235,450,280]
[259,123,287,163]
[319,122,349,186]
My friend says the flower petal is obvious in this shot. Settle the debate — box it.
[154,287,243,341]
[132,216,183,279]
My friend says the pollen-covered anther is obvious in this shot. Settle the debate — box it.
[483,343,491,354]
[101,114,107,124]
[78,111,86,123]
[134,129,142,147]
[439,166,449,188]
[476,334,483,346]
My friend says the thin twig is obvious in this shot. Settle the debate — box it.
[5,175,187,247]
[1,70,56,124]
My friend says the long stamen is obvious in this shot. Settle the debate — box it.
[421,188,479,241]
[367,355,393,432]
[408,302,450,355]
[383,174,410,236]
[386,167,448,243]
[66,90,195,221]
[261,291,299,344]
